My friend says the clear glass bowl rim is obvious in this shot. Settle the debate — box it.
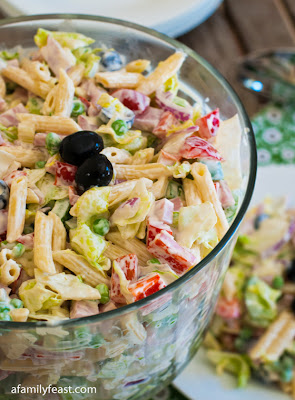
[0,13,257,328]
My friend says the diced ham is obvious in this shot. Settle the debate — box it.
[128,273,166,301]
[169,197,183,212]
[146,217,173,247]
[215,180,235,209]
[3,170,27,186]
[10,268,30,294]
[6,59,19,68]
[180,136,224,161]
[112,89,150,115]
[17,233,34,248]
[69,186,80,206]
[215,297,241,319]
[45,155,59,175]
[0,132,4,146]
[40,36,75,77]
[196,108,220,139]
[0,103,27,127]
[0,284,11,295]
[153,111,180,137]
[148,230,198,275]
[54,161,77,187]
[77,115,98,131]
[0,209,7,235]
[79,80,104,116]
[133,106,164,131]
[157,149,179,166]
[152,199,174,224]
[100,300,117,313]
[110,254,139,304]
[70,300,99,319]
[0,98,6,113]
[34,132,66,147]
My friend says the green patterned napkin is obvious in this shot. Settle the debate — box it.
[252,103,295,166]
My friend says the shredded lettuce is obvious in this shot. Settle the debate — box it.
[117,136,147,154]
[71,186,110,225]
[34,28,95,49]
[70,224,108,270]
[177,202,217,248]
[0,50,19,60]
[19,280,62,313]
[200,159,224,181]
[207,350,251,388]
[26,97,44,115]
[245,277,281,327]
[141,262,179,285]
[164,74,179,95]
[222,266,246,300]
[36,174,68,205]
[72,47,101,77]
[0,123,18,142]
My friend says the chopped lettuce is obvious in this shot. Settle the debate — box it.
[222,266,246,300]
[19,280,62,313]
[117,136,147,154]
[26,96,44,115]
[72,47,101,77]
[164,74,179,95]
[177,202,217,248]
[0,123,18,142]
[245,277,281,327]
[200,159,224,181]
[111,179,154,239]
[36,173,68,205]
[71,186,110,225]
[141,262,179,285]
[0,50,19,60]
[207,350,251,388]
[34,28,95,49]
[70,224,108,270]
[225,191,240,224]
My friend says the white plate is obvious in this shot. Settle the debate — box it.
[174,163,295,400]
[0,0,223,37]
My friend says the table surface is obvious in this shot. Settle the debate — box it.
[177,0,295,117]
[1,0,295,118]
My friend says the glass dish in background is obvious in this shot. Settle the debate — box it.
[0,14,256,400]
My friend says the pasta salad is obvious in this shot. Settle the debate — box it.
[205,198,295,397]
[0,28,242,323]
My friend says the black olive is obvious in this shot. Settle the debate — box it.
[0,180,9,210]
[75,154,113,194]
[287,260,295,282]
[59,131,104,166]
[101,51,123,71]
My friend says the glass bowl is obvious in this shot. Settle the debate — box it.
[0,14,256,400]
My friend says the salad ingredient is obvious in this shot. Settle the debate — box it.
[59,130,104,166]
[111,119,128,136]
[0,180,9,210]
[180,136,224,161]
[112,89,150,114]
[96,283,110,304]
[196,108,220,139]
[45,132,62,156]
[71,98,85,117]
[155,89,193,121]
[75,153,113,194]
[93,218,110,236]
[101,50,123,71]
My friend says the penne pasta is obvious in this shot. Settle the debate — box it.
[26,188,40,204]
[191,162,229,240]
[115,163,172,180]
[21,58,52,83]
[104,242,130,260]
[7,175,27,243]
[34,211,56,274]
[54,68,75,117]
[2,66,51,99]
[17,113,80,135]
[106,231,152,265]
[0,146,46,168]
[101,147,132,164]
[9,308,30,322]
[108,178,153,208]
[18,121,35,143]
[0,75,6,98]
[136,52,185,95]
[125,59,151,73]
[49,212,67,251]
[183,178,202,206]
[53,249,110,287]
[131,148,154,165]
[150,177,169,200]
[95,71,143,89]
[67,64,85,86]
[42,85,58,116]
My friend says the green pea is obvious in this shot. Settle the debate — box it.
[74,326,91,340]
[90,333,104,349]
[45,132,61,156]
[150,258,161,264]
[12,243,25,259]
[96,283,110,304]
[239,327,253,340]
[10,298,23,309]
[272,275,284,290]
[0,312,11,321]
[111,119,128,136]
[71,100,85,117]
[35,160,46,169]
[0,302,10,313]
[93,218,110,236]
